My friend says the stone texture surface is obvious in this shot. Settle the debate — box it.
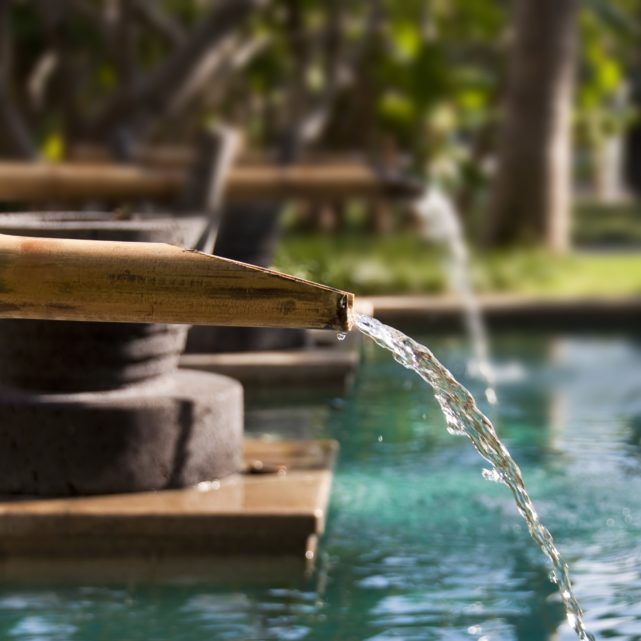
[0,370,243,496]
[0,321,188,392]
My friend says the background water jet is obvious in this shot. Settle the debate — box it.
[413,187,497,405]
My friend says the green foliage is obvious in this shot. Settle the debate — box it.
[574,0,641,191]
[6,0,641,215]
[371,0,504,179]
[274,223,641,297]
[477,251,641,296]
[274,232,446,295]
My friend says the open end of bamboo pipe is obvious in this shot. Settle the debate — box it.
[0,234,354,332]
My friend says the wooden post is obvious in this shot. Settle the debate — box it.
[0,234,354,331]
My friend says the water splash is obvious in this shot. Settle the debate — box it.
[356,313,594,641]
[413,187,497,405]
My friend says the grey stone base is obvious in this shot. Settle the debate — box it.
[0,320,188,392]
[0,370,243,496]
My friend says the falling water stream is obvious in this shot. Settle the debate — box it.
[413,187,497,404]
[356,313,595,641]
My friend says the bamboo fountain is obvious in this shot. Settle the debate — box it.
[0,231,352,497]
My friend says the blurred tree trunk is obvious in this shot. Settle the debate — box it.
[0,0,35,158]
[485,0,579,252]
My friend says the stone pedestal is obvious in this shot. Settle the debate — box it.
[0,371,242,496]
[0,212,244,496]
[0,320,188,393]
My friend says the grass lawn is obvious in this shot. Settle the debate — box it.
[274,232,641,297]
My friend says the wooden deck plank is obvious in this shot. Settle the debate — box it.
[180,348,358,387]
[365,294,641,330]
[0,439,338,562]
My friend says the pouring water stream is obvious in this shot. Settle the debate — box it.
[355,313,594,641]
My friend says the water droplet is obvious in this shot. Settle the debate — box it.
[485,387,498,405]
[196,480,220,492]
[446,425,465,436]
[481,468,502,483]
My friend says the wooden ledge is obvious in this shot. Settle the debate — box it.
[365,294,641,330]
[180,348,358,387]
[0,439,338,569]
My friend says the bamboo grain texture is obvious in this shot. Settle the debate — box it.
[0,234,354,331]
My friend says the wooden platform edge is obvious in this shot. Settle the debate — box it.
[180,348,359,387]
[0,439,339,566]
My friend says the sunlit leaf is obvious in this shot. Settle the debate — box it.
[378,91,415,124]
[41,133,65,162]
[390,20,422,61]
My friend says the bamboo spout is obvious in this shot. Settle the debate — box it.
[0,234,354,331]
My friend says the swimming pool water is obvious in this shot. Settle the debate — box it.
[1,332,641,640]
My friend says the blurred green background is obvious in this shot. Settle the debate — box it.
[2,0,641,296]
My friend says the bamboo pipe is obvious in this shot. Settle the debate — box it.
[0,161,422,203]
[70,143,366,169]
[70,143,398,170]
[0,234,354,331]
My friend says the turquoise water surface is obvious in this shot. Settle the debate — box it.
[1,331,641,640]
